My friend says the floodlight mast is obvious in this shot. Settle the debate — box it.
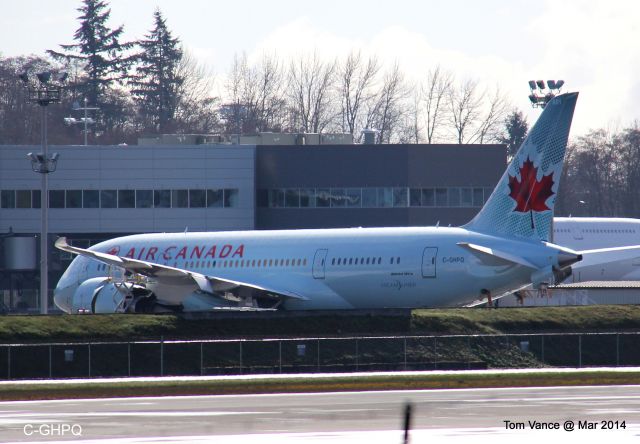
[70,97,99,145]
[527,79,565,109]
[19,70,66,314]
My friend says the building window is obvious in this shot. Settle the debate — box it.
[49,190,65,208]
[154,190,171,208]
[449,188,461,207]
[473,188,484,207]
[32,190,41,208]
[101,190,117,208]
[435,188,448,206]
[189,189,206,208]
[224,189,239,207]
[16,190,31,209]
[345,188,361,208]
[300,189,316,207]
[83,190,99,208]
[329,188,346,207]
[409,189,421,207]
[172,189,188,208]
[118,190,135,208]
[460,188,472,207]
[393,188,408,207]
[136,190,153,208]
[66,190,82,208]
[1,190,15,208]
[362,188,377,207]
[377,188,393,207]
[316,189,330,207]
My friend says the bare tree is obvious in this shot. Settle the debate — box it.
[447,79,509,144]
[366,63,408,143]
[447,78,483,144]
[337,51,380,136]
[173,50,220,133]
[475,86,510,143]
[287,51,337,133]
[421,66,452,143]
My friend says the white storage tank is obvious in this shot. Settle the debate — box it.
[3,236,37,270]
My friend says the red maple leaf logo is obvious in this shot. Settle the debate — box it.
[508,157,554,212]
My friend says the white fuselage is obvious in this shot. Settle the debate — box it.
[553,217,640,282]
[55,226,562,312]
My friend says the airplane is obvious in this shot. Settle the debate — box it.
[54,91,633,314]
[553,217,640,282]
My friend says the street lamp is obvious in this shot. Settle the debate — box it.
[64,97,99,145]
[527,79,565,109]
[19,70,66,314]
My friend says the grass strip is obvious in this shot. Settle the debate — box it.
[2,370,640,401]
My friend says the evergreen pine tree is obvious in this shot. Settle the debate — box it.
[130,8,183,133]
[47,0,132,107]
[501,110,529,159]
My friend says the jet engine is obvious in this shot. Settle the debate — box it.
[71,277,158,313]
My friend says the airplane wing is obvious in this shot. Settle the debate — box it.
[54,237,308,303]
[576,244,640,268]
[457,242,537,268]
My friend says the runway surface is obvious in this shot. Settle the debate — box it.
[1,385,640,443]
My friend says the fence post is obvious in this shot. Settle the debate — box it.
[7,347,10,380]
[541,336,545,363]
[160,337,164,377]
[127,342,131,377]
[403,337,407,371]
[578,335,582,368]
[49,345,52,378]
[279,340,282,374]
[317,339,320,372]
[434,337,437,370]
[467,336,471,370]
[355,338,359,372]
[200,342,204,376]
[88,343,91,377]
[239,341,243,374]
[616,333,620,367]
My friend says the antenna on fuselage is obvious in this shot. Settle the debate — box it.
[436,221,440,228]
[184,227,189,233]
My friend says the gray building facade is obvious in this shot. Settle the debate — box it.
[256,144,505,229]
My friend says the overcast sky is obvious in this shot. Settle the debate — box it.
[2,0,639,136]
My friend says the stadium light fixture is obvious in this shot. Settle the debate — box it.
[19,70,67,314]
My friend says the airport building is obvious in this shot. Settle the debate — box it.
[0,139,505,311]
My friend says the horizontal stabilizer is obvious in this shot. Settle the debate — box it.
[457,242,537,269]
[577,244,640,268]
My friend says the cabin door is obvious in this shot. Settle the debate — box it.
[421,247,438,278]
[312,249,328,279]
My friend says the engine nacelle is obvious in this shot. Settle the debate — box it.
[71,277,155,313]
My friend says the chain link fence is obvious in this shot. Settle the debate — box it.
[1,332,639,379]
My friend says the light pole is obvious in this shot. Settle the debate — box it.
[65,97,98,145]
[527,80,565,108]
[20,70,66,314]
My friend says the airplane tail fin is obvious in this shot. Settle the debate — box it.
[464,92,578,241]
